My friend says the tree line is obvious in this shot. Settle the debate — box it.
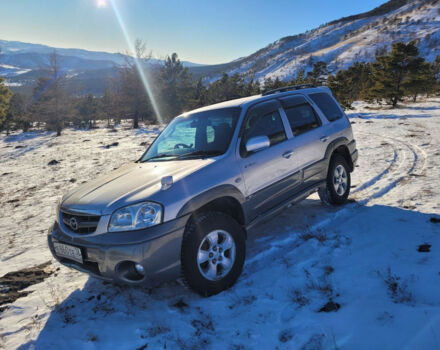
[0,40,439,136]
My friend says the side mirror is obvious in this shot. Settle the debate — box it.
[245,136,270,153]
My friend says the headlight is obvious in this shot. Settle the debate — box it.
[108,202,162,232]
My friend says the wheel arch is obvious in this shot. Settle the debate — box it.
[177,185,247,231]
[325,137,354,172]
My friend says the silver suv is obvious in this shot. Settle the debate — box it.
[48,85,358,296]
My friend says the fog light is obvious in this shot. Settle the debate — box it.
[135,263,145,276]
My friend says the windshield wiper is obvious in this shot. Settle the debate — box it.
[177,150,224,159]
[141,153,177,162]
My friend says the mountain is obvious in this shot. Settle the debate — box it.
[193,0,440,82]
[0,40,202,94]
[1,0,440,94]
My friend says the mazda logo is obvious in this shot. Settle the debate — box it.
[69,217,79,231]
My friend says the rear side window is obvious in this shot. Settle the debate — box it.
[284,103,321,136]
[309,92,343,122]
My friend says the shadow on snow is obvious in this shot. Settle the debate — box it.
[18,202,440,350]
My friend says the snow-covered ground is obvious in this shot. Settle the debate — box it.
[1,98,440,349]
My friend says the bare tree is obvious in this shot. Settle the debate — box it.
[31,50,71,135]
[119,39,153,128]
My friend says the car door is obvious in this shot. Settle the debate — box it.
[278,94,329,189]
[238,99,301,220]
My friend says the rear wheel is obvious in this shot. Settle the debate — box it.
[318,154,351,206]
[181,211,245,296]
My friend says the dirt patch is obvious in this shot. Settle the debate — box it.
[319,300,340,312]
[104,142,119,149]
[418,244,431,253]
[172,299,189,311]
[0,261,54,310]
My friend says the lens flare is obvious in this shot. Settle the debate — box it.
[109,0,163,124]
[96,0,107,8]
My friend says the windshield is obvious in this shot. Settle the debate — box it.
[140,107,241,162]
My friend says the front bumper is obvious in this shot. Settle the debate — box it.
[48,214,189,287]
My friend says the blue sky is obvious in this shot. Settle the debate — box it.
[0,0,386,64]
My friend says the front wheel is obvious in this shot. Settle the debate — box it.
[318,154,351,206]
[181,211,246,296]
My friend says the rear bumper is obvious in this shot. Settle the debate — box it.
[48,214,189,287]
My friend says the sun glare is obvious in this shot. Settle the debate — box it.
[96,0,107,8]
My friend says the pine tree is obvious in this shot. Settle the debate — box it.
[0,77,12,129]
[327,71,352,109]
[0,48,12,129]
[159,52,194,120]
[307,61,328,85]
[191,78,208,108]
[403,60,436,102]
[433,55,440,92]
[291,68,306,85]
[3,93,28,134]
[368,41,421,107]
[76,94,99,128]
[328,62,372,108]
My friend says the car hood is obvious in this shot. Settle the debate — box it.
[61,159,213,215]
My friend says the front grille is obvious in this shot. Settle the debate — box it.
[61,211,100,234]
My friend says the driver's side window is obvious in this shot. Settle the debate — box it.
[157,119,196,154]
[241,103,287,156]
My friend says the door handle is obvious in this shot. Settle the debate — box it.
[320,136,329,142]
[282,150,294,159]
[244,162,256,169]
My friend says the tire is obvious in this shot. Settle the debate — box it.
[318,154,351,206]
[181,211,246,296]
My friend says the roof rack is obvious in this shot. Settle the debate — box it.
[262,84,316,96]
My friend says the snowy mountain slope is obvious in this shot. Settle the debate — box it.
[0,99,440,349]
[2,0,439,91]
[199,0,440,82]
[0,40,201,94]
[0,39,201,72]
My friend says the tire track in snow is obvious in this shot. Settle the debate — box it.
[246,131,426,268]
[352,138,399,193]
[353,132,425,204]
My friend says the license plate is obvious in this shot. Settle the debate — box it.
[53,242,83,263]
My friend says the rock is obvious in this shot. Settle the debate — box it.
[47,160,60,166]
[104,142,119,149]
[172,299,188,311]
[430,217,440,224]
[319,301,340,312]
[418,243,431,253]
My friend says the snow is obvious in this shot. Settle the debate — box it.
[1,99,440,349]
[212,0,440,83]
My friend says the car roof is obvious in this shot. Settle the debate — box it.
[183,86,331,115]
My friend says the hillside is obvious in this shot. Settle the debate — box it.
[0,40,200,95]
[1,0,440,93]
[198,0,440,82]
